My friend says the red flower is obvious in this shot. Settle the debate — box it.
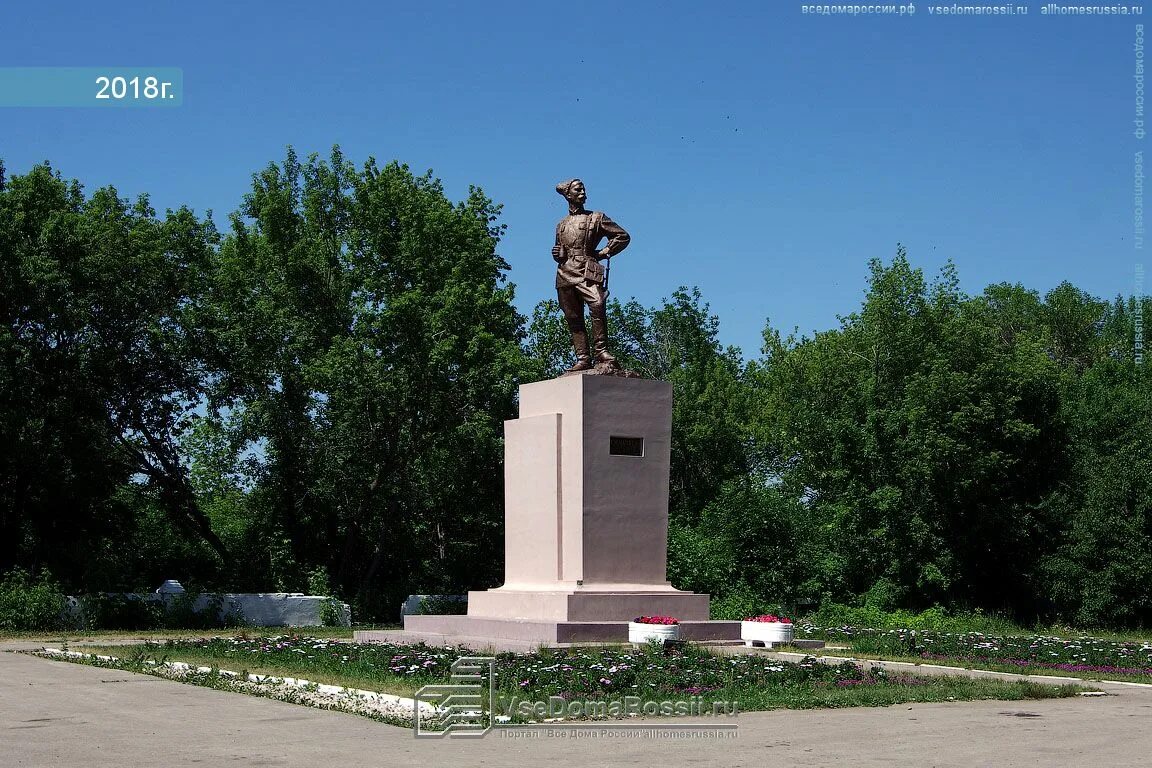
[745,614,792,623]
[633,615,680,625]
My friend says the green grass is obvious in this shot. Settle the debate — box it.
[698,676,1082,712]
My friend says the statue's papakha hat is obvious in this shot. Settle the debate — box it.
[556,178,583,197]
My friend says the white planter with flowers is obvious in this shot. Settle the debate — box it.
[628,616,680,644]
[741,616,794,647]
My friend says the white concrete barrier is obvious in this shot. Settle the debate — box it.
[70,592,352,627]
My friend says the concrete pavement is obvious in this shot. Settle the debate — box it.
[3,640,1151,767]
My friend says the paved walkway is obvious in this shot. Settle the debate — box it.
[3,640,1151,767]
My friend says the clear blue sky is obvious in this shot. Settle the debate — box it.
[3,2,1145,357]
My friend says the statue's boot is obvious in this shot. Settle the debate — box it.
[566,330,593,372]
[591,315,617,366]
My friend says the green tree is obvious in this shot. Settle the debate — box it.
[757,247,1066,613]
[1038,296,1152,626]
[0,161,224,584]
[199,148,527,617]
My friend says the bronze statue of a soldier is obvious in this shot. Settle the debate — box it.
[552,178,630,373]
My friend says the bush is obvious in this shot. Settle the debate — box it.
[709,586,785,621]
[804,602,1023,634]
[306,567,333,597]
[161,593,244,629]
[80,593,164,630]
[320,598,346,626]
[0,568,69,631]
[305,566,347,626]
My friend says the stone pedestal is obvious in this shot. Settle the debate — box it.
[471,374,707,619]
[390,375,720,646]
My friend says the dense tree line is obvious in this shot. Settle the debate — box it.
[2,154,1150,626]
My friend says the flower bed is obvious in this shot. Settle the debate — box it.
[50,634,1087,721]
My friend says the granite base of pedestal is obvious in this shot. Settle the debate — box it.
[466,587,710,623]
[356,616,742,650]
[353,625,826,653]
